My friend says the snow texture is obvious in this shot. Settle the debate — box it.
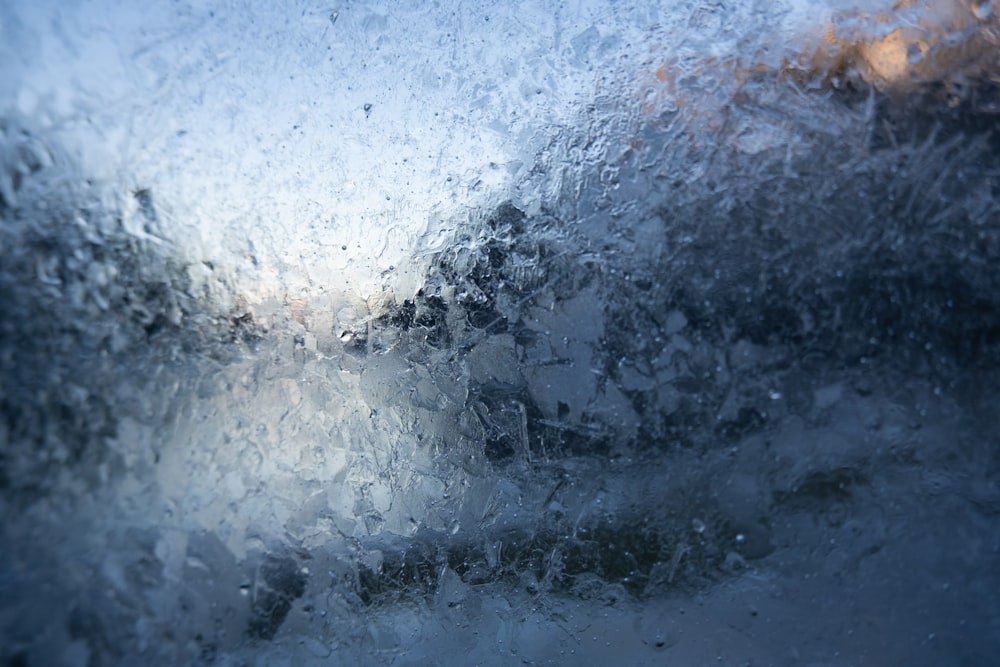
[2,0,1000,665]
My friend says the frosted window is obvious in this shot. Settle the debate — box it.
[2,1,999,664]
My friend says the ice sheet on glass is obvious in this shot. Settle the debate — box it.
[2,1,999,665]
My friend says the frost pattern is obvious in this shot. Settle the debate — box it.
[2,1,1000,665]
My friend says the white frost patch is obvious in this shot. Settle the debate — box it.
[1,0,666,299]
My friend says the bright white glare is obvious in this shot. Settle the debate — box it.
[1,1,663,301]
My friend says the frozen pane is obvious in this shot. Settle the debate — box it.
[2,1,999,665]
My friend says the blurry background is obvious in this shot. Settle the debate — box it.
[2,1,999,665]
